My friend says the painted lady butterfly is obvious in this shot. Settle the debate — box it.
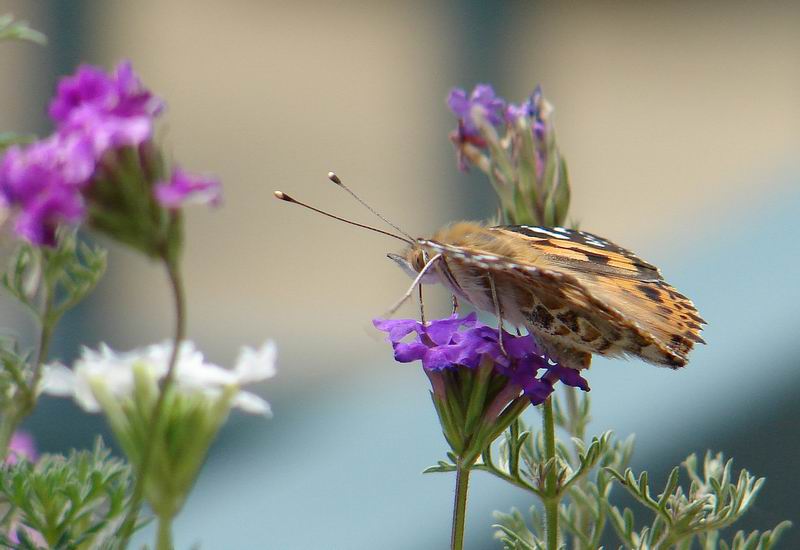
[391,222,705,370]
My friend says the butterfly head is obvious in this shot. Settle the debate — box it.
[387,243,440,284]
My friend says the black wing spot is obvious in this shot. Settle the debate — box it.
[637,284,663,302]
[529,305,555,330]
[557,311,579,332]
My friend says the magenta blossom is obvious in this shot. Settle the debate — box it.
[49,60,164,158]
[154,168,222,209]
[373,313,588,405]
[5,431,37,465]
[0,60,220,247]
[49,60,163,126]
[0,133,94,245]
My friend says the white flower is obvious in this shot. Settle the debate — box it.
[41,340,277,415]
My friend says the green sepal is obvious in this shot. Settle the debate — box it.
[463,357,494,435]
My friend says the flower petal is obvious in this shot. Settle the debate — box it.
[233,341,277,384]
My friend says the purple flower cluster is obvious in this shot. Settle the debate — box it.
[446,84,552,173]
[0,61,220,246]
[374,313,588,406]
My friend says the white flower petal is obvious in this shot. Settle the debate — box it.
[44,340,276,417]
[232,390,272,416]
[233,341,277,384]
[39,363,76,397]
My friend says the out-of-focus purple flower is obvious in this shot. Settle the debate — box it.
[0,133,94,202]
[62,104,154,158]
[373,314,589,405]
[447,84,506,140]
[49,60,163,125]
[505,85,550,141]
[0,133,94,245]
[154,168,222,209]
[6,431,37,465]
[50,61,163,159]
[14,186,85,245]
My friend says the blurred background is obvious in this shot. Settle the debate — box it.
[1,1,799,548]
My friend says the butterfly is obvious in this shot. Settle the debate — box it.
[390,222,705,370]
[275,174,705,371]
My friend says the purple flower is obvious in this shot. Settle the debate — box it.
[5,431,37,465]
[373,314,588,405]
[447,84,506,140]
[154,168,222,209]
[0,133,93,245]
[14,185,85,245]
[50,61,163,159]
[49,60,163,125]
[505,85,549,141]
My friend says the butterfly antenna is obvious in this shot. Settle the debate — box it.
[274,191,413,245]
[327,172,415,242]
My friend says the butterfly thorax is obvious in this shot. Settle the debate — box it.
[414,222,546,329]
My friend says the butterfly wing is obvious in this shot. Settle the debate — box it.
[419,225,704,369]
[490,226,706,362]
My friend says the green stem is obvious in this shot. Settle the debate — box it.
[0,415,18,462]
[117,258,186,547]
[156,516,173,550]
[563,387,590,549]
[0,265,57,461]
[451,461,471,550]
[564,387,584,442]
[543,397,559,550]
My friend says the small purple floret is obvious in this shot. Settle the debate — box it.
[49,60,163,126]
[373,314,589,405]
[6,431,37,465]
[505,85,548,139]
[447,84,506,139]
[154,168,222,209]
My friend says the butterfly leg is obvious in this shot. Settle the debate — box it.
[488,273,508,355]
[385,254,442,317]
[451,294,459,315]
[418,284,426,325]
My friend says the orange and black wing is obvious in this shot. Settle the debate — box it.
[490,226,706,363]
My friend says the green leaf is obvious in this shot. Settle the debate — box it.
[0,14,46,44]
[0,438,135,548]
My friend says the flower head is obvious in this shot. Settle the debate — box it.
[0,133,94,245]
[48,61,163,126]
[446,83,570,226]
[0,60,220,250]
[373,314,588,406]
[49,61,163,160]
[42,340,276,415]
[41,340,276,521]
[154,168,222,209]
[375,314,588,461]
